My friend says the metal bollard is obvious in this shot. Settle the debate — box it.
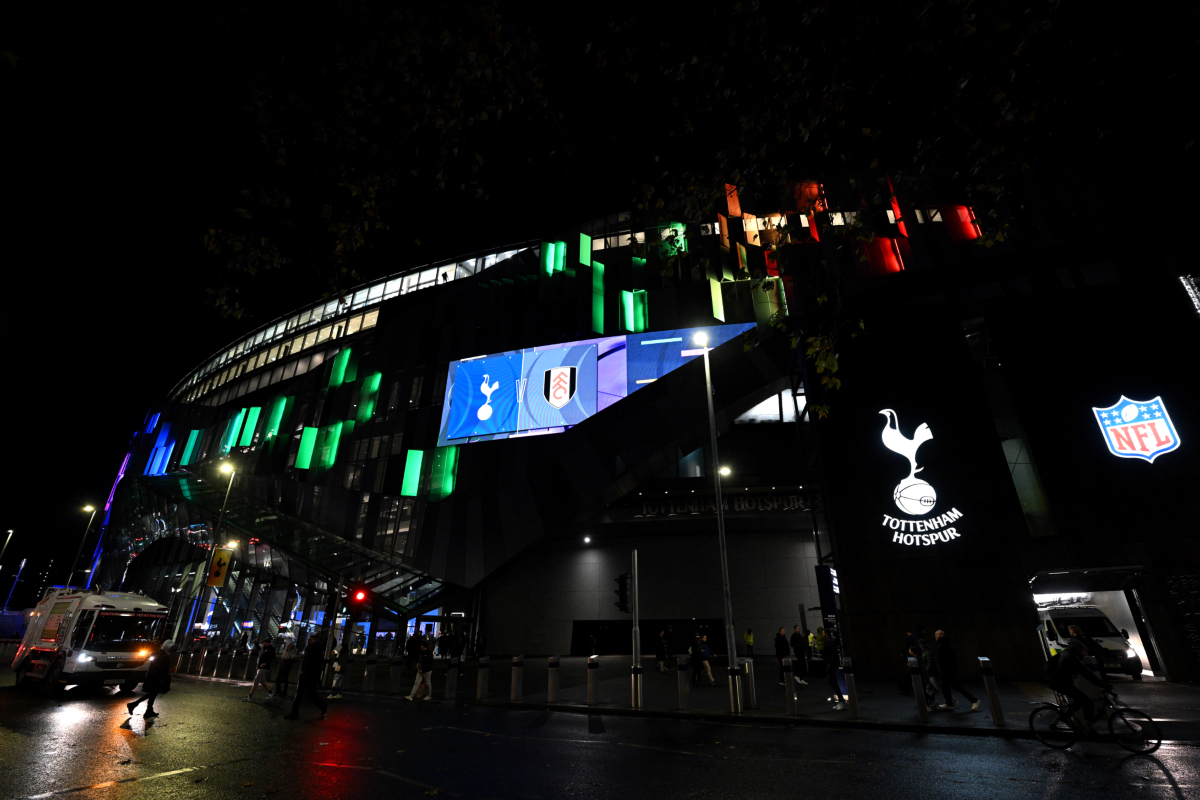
[739,657,758,710]
[843,657,859,719]
[908,657,929,723]
[444,656,459,702]
[390,659,403,694]
[631,662,643,709]
[547,656,560,703]
[978,657,1006,727]
[476,656,490,701]
[676,656,690,710]
[511,655,524,701]
[783,658,798,715]
[223,650,237,679]
[587,655,600,706]
[363,657,377,693]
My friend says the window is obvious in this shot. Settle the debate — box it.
[384,278,402,298]
[294,356,310,376]
[368,283,385,301]
[355,493,371,540]
[283,361,298,380]
[362,309,379,329]
[316,325,331,344]
[386,382,401,413]
[302,331,318,350]
[346,315,363,335]
[409,375,424,408]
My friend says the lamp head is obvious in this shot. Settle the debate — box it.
[83,506,94,513]
[719,466,731,476]
[220,463,233,474]
[693,331,709,347]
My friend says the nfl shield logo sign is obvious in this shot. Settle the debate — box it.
[1092,395,1181,463]
[543,366,577,409]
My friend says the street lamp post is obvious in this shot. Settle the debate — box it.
[67,507,98,588]
[4,558,26,611]
[215,462,237,543]
[694,331,742,714]
[0,529,13,569]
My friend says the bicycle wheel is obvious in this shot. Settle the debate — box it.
[1030,705,1077,749]
[1108,707,1162,754]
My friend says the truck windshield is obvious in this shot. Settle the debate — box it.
[85,613,167,652]
[1052,615,1121,638]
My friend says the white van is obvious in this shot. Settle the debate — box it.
[11,588,171,691]
[1038,605,1143,679]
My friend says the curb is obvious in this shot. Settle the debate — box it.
[462,698,1038,740]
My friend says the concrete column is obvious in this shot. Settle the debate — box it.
[587,655,599,706]
[978,657,1006,727]
[547,656,560,703]
[908,656,929,723]
[475,656,490,701]
[510,655,524,701]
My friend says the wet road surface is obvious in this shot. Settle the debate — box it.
[2,673,1198,800]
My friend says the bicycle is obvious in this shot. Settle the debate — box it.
[1029,687,1161,753]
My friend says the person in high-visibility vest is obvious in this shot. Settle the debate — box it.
[743,628,755,658]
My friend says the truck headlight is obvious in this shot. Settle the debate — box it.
[1127,648,1138,659]
[76,653,93,663]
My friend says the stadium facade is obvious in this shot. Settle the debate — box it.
[92,181,1200,681]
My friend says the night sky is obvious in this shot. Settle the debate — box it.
[2,4,1194,608]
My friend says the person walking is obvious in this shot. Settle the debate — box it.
[697,635,716,686]
[328,644,346,699]
[126,641,170,718]
[790,625,809,685]
[825,630,848,710]
[774,627,791,685]
[405,643,433,700]
[914,641,938,706]
[690,635,704,685]
[404,628,422,669]
[276,641,299,698]
[811,627,826,661]
[244,637,276,701]
[284,638,328,720]
[933,629,980,711]
[655,629,670,673]
[744,628,755,659]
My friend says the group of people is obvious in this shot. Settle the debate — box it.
[648,623,849,710]
[904,627,982,712]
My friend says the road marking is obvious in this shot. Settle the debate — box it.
[617,742,697,756]
[15,757,258,799]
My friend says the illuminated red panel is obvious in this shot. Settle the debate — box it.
[939,205,980,242]
[862,237,904,275]
[764,249,779,276]
[886,174,909,238]
[718,213,730,249]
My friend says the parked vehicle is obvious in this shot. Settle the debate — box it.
[11,588,170,692]
[1038,605,1143,679]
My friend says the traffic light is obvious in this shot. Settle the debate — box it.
[613,573,631,613]
[348,586,368,607]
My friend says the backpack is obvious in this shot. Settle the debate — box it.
[1043,653,1068,688]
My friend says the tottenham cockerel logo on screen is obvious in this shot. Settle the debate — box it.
[878,409,964,547]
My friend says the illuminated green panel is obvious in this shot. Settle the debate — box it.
[592,260,605,334]
[737,242,749,274]
[554,240,566,273]
[295,427,318,469]
[264,395,288,440]
[238,407,262,447]
[540,242,556,275]
[428,446,459,501]
[620,290,648,333]
[328,348,352,388]
[710,278,726,321]
[579,233,592,267]
[220,409,247,455]
[319,420,344,469]
[662,222,687,254]
[180,429,201,466]
[356,372,383,423]
[400,449,424,497]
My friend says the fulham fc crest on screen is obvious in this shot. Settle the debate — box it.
[1092,396,1180,463]
[544,366,577,409]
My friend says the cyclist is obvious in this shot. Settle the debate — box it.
[1046,639,1111,731]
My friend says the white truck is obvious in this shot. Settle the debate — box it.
[1038,604,1144,679]
[11,588,171,692]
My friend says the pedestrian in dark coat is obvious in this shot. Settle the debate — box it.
[933,630,979,711]
[655,629,670,673]
[126,641,170,717]
[790,625,809,683]
[285,638,328,720]
[774,628,791,685]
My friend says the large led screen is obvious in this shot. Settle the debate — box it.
[437,323,754,446]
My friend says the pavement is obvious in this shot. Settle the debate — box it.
[166,652,1200,740]
[2,662,1199,800]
